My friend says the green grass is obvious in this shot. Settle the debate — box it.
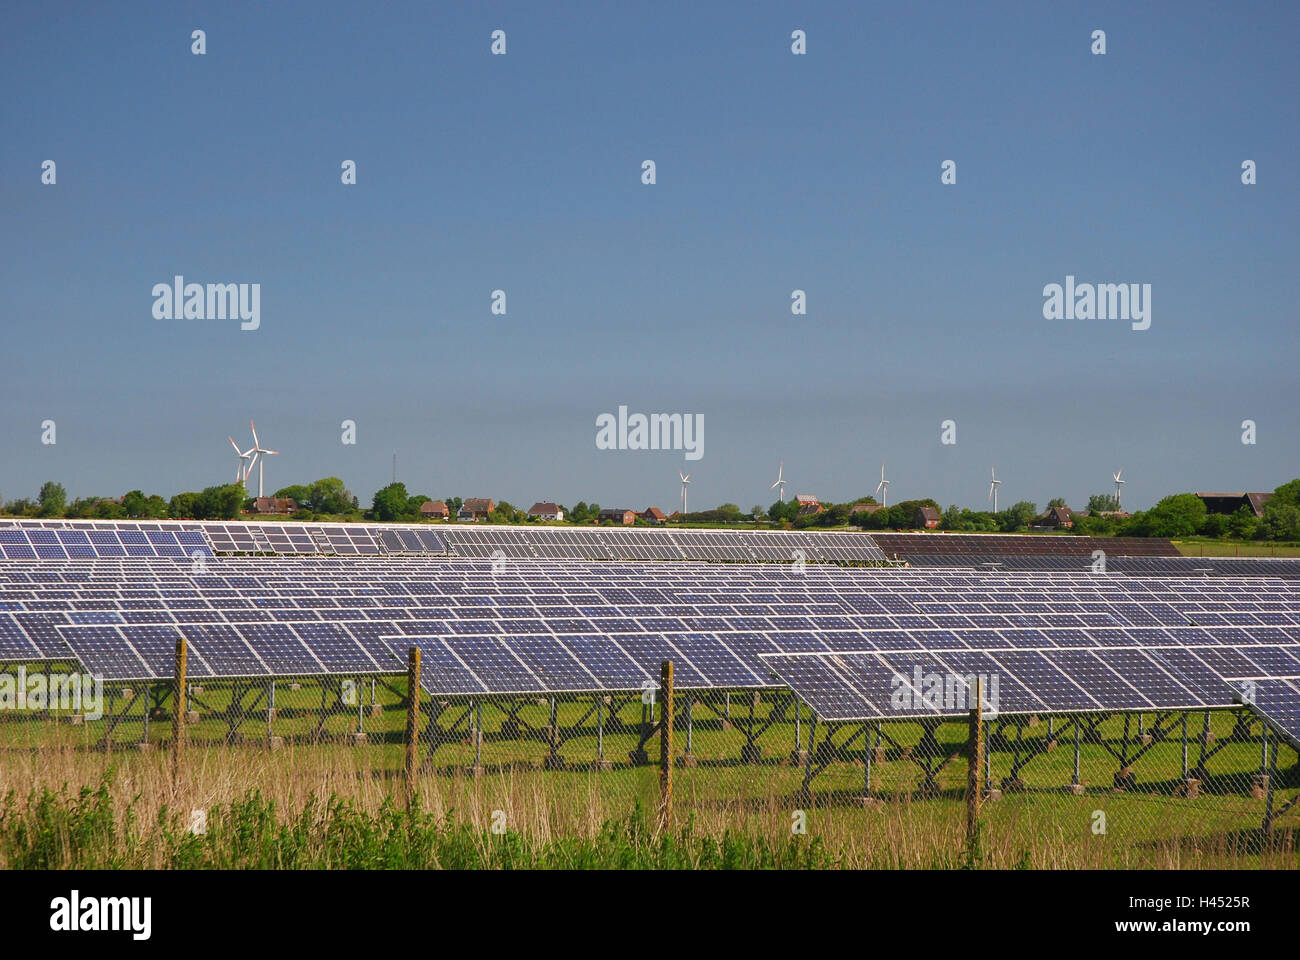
[2,675,1297,868]
[1172,539,1300,558]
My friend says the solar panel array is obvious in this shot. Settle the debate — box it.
[437,525,888,563]
[872,533,1181,559]
[1,518,887,563]
[0,526,212,561]
[1,558,1299,740]
[902,553,1300,580]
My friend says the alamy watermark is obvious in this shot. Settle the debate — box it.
[595,405,703,461]
[1042,275,1150,331]
[152,275,260,330]
[1,668,104,719]
[891,667,1000,719]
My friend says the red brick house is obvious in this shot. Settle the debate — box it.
[457,498,494,521]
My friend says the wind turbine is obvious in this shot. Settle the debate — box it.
[679,470,691,515]
[246,420,279,498]
[1112,468,1125,511]
[228,436,254,484]
[988,465,1002,513]
[875,461,891,509]
[770,461,787,502]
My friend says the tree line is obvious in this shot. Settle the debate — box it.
[3,477,1297,541]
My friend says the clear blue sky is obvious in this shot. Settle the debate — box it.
[2,1,1296,514]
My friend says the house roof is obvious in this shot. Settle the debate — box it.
[419,500,448,513]
[642,507,666,520]
[795,494,820,505]
[1040,505,1073,523]
[849,503,884,513]
[916,506,941,521]
[598,507,632,516]
[461,498,493,513]
[528,502,562,514]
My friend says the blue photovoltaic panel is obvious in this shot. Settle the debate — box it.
[402,638,488,695]
[1234,679,1300,750]
[182,624,267,677]
[761,654,879,719]
[442,636,543,692]
[0,614,42,660]
[240,623,323,675]
[495,635,598,691]
[555,634,652,689]
[290,622,384,673]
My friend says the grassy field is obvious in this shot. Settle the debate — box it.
[1172,539,1300,558]
[2,673,1296,869]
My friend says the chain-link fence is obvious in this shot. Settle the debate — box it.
[2,650,1295,869]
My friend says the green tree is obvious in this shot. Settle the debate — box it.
[93,499,127,519]
[1201,513,1229,538]
[1047,497,1067,509]
[195,484,246,520]
[121,490,149,517]
[1000,501,1038,531]
[273,484,312,505]
[169,492,200,519]
[1086,493,1120,514]
[372,483,412,521]
[1132,493,1206,538]
[309,477,352,515]
[1261,501,1300,541]
[38,481,67,517]
[1272,478,1300,508]
[1226,506,1258,540]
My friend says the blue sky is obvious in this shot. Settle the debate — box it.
[2,0,1297,514]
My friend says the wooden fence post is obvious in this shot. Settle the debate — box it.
[966,676,984,864]
[659,660,674,832]
[171,636,187,788]
[404,645,421,809]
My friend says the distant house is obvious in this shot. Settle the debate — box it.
[457,498,494,521]
[597,508,636,525]
[252,496,297,515]
[1036,505,1074,529]
[914,505,941,529]
[528,502,564,521]
[641,507,667,524]
[849,503,884,516]
[795,495,823,518]
[419,500,450,520]
[1197,492,1273,519]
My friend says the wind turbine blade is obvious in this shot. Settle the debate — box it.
[249,419,259,448]
[770,480,780,490]
[229,436,242,454]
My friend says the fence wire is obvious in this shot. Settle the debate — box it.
[1,657,1296,869]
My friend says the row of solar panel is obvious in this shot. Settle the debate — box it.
[872,533,1181,558]
[3,518,888,562]
[901,553,1300,580]
[57,622,403,680]
[761,645,1235,720]
[0,528,212,560]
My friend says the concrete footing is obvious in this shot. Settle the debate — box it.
[265,736,285,751]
